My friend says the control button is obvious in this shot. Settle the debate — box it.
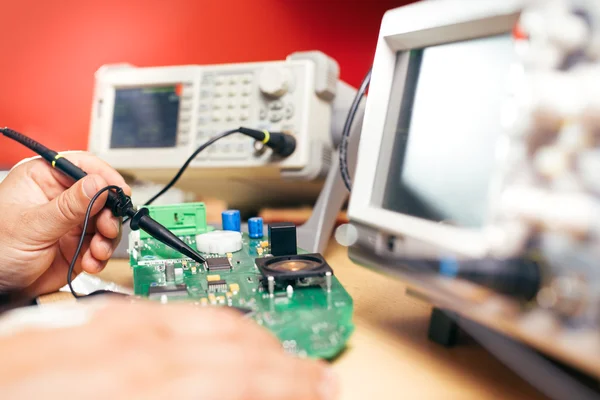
[225,113,235,122]
[269,100,284,110]
[227,100,236,109]
[284,103,294,119]
[270,111,283,122]
[212,101,222,110]
[228,89,237,97]
[178,123,190,132]
[229,75,238,85]
[181,88,194,100]
[214,88,226,98]
[197,116,209,125]
[198,103,210,112]
[240,98,251,108]
[259,108,268,120]
[240,110,250,121]
[241,73,253,84]
[180,103,192,112]
[215,76,226,86]
[200,90,212,99]
[201,74,215,84]
[258,67,292,98]
[179,113,191,122]
[240,85,252,96]
[211,111,222,122]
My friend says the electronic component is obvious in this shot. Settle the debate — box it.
[88,52,358,211]
[255,253,333,284]
[130,203,353,359]
[208,279,228,293]
[148,284,189,300]
[205,257,232,271]
[165,262,175,282]
[347,0,600,379]
[222,210,241,232]
[268,222,297,256]
[248,217,264,239]
[196,230,242,254]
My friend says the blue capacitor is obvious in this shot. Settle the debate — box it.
[222,209,241,232]
[248,217,264,239]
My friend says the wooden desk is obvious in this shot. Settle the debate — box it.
[99,240,545,400]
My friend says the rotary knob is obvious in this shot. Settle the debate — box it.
[258,67,292,98]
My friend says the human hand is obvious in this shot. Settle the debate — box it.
[0,152,131,297]
[0,299,338,400]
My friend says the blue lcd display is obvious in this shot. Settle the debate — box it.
[110,85,180,149]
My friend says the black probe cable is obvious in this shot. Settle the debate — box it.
[142,128,239,207]
[339,67,371,192]
[67,185,124,298]
[126,126,296,222]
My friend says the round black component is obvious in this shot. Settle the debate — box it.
[263,255,325,273]
[255,253,332,281]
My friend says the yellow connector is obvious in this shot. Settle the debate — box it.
[260,240,269,248]
[229,283,240,293]
[226,252,233,258]
[257,248,264,256]
[200,298,208,306]
[208,294,216,304]
[207,275,221,282]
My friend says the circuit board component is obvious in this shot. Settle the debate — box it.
[129,202,354,359]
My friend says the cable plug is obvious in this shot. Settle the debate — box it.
[238,127,296,157]
[108,188,133,218]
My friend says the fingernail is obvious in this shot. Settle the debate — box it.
[82,177,98,199]
[319,368,339,400]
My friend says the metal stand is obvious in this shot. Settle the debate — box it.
[296,105,364,253]
[427,307,460,347]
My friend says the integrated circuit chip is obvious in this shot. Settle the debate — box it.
[148,284,188,300]
[206,257,232,271]
[208,279,228,292]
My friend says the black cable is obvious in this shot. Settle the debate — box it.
[339,67,372,192]
[144,128,239,206]
[123,128,240,223]
[68,185,123,298]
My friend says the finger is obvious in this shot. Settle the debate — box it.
[30,174,109,241]
[95,208,121,240]
[248,356,337,400]
[154,355,336,400]
[89,233,115,262]
[81,245,108,273]
[47,152,131,195]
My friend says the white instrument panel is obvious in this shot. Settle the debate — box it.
[89,52,345,180]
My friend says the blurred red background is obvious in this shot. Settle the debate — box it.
[0,0,412,168]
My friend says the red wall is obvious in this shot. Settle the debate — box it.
[0,0,412,168]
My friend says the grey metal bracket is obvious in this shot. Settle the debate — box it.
[296,105,364,253]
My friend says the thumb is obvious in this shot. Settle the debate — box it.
[34,174,109,240]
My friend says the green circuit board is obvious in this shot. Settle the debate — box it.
[129,203,354,359]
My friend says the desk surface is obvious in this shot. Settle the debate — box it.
[99,240,545,400]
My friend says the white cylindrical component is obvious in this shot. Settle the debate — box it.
[196,230,243,254]
[547,13,589,52]
[484,221,531,258]
[578,150,600,193]
[533,145,571,179]
[258,67,292,98]
[528,72,584,123]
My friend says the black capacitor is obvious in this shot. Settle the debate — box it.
[268,222,297,256]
